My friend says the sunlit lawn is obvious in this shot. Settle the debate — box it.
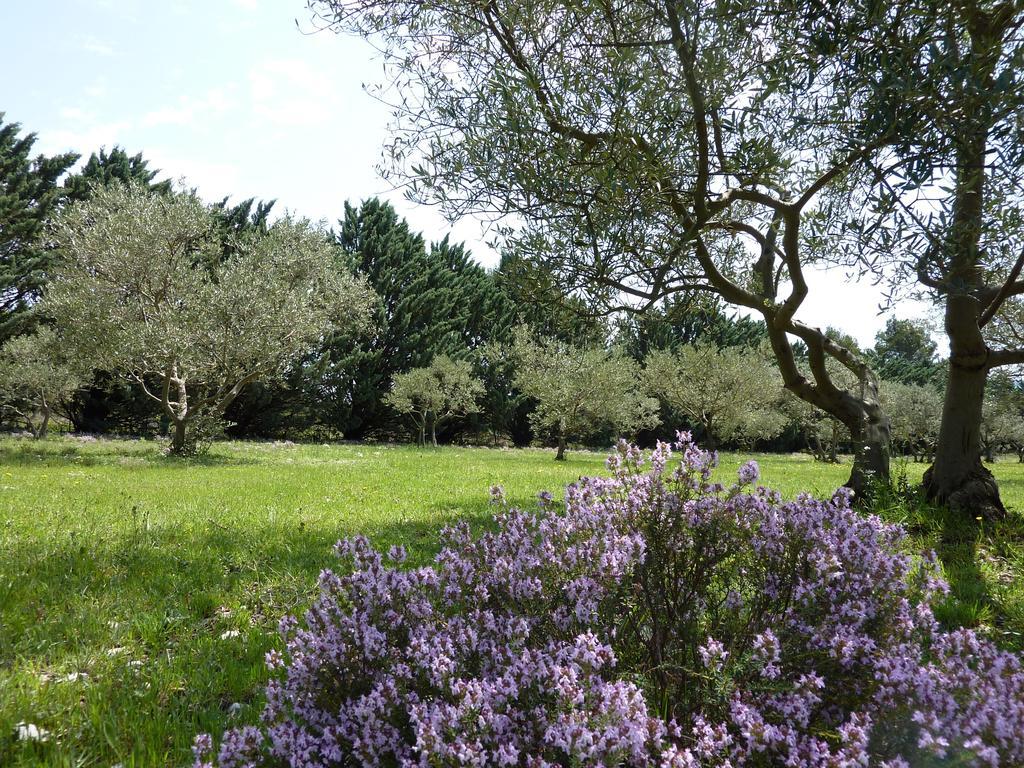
[1,437,1022,766]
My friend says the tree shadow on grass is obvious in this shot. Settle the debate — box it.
[0,440,261,468]
[928,502,1024,649]
[1,508,504,767]
[1,482,565,660]
[935,514,992,630]
[7,502,496,639]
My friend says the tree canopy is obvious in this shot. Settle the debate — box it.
[0,114,77,341]
[511,329,659,459]
[868,319,942,387]
[44,182,374,453]
[881,381,944,462]
[645,342,786,449]
[315,0,900,497]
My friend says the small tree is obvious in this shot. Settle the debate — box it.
[881,381,944,463]
[428,357,485,445]
[45,182,373,454]
[781,392,848,464]
[981,391,1024,464]
[644,343,785,450]
[385,367,437,446]
[0,326,87,438]
[512,329,659,460]
[386,356,483,446]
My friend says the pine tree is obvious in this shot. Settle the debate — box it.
[63,146,171,202]
[0,114,78,341]
[315,199,441,436]
[312,199,518,439]
[212,196,276,257]
[866,318,942,387]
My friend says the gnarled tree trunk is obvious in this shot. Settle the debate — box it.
[924,300,1005,520]
[921,11,1008,522]
[33,399,51,439]
[765,318,891,503]
[845,397,891,500]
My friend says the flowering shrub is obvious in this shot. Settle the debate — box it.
[196,435,1024,767]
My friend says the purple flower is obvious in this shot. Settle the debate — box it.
[737,460,760,485]
[698,638,729,671]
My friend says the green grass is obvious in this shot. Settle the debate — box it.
[1,437,1022,766]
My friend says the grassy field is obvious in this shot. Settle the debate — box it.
[1,437,1022,766]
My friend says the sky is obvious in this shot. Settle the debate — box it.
[1,0,933,347]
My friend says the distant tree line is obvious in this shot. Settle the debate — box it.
[3,112,1023,461]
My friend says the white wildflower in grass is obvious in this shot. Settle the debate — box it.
[15,722,50,742]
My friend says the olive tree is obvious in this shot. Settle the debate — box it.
[980,397,1024,463]
[0,326,87,438]
[45,182,374,454]
[512,330,659,460]
[644,343,785,449]
[315,0,898,498]
[782,393,848,464]
[790,0,1024,517]
[780,332,863,464]
[386,355,484,446]
[977,376,1024,462]
[881,382,944,463]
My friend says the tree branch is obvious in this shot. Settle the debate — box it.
[979,248,1024,327]
[987,346,1024,369]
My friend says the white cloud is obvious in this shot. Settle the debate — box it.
[141,88,235,127]
[81,37,115,56]
[752,265,937,349]
[141,105,192,127]
[41,120,133,156]
[58,106,91,122]
[144,148,242,202]
[230,0,258,9]
[247,58,342,128]
[84,78,109,100]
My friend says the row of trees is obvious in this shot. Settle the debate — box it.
[0,113,789,455]
[4,109,1023,478]
[382,326,1024,462]
[0,115,583,450]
